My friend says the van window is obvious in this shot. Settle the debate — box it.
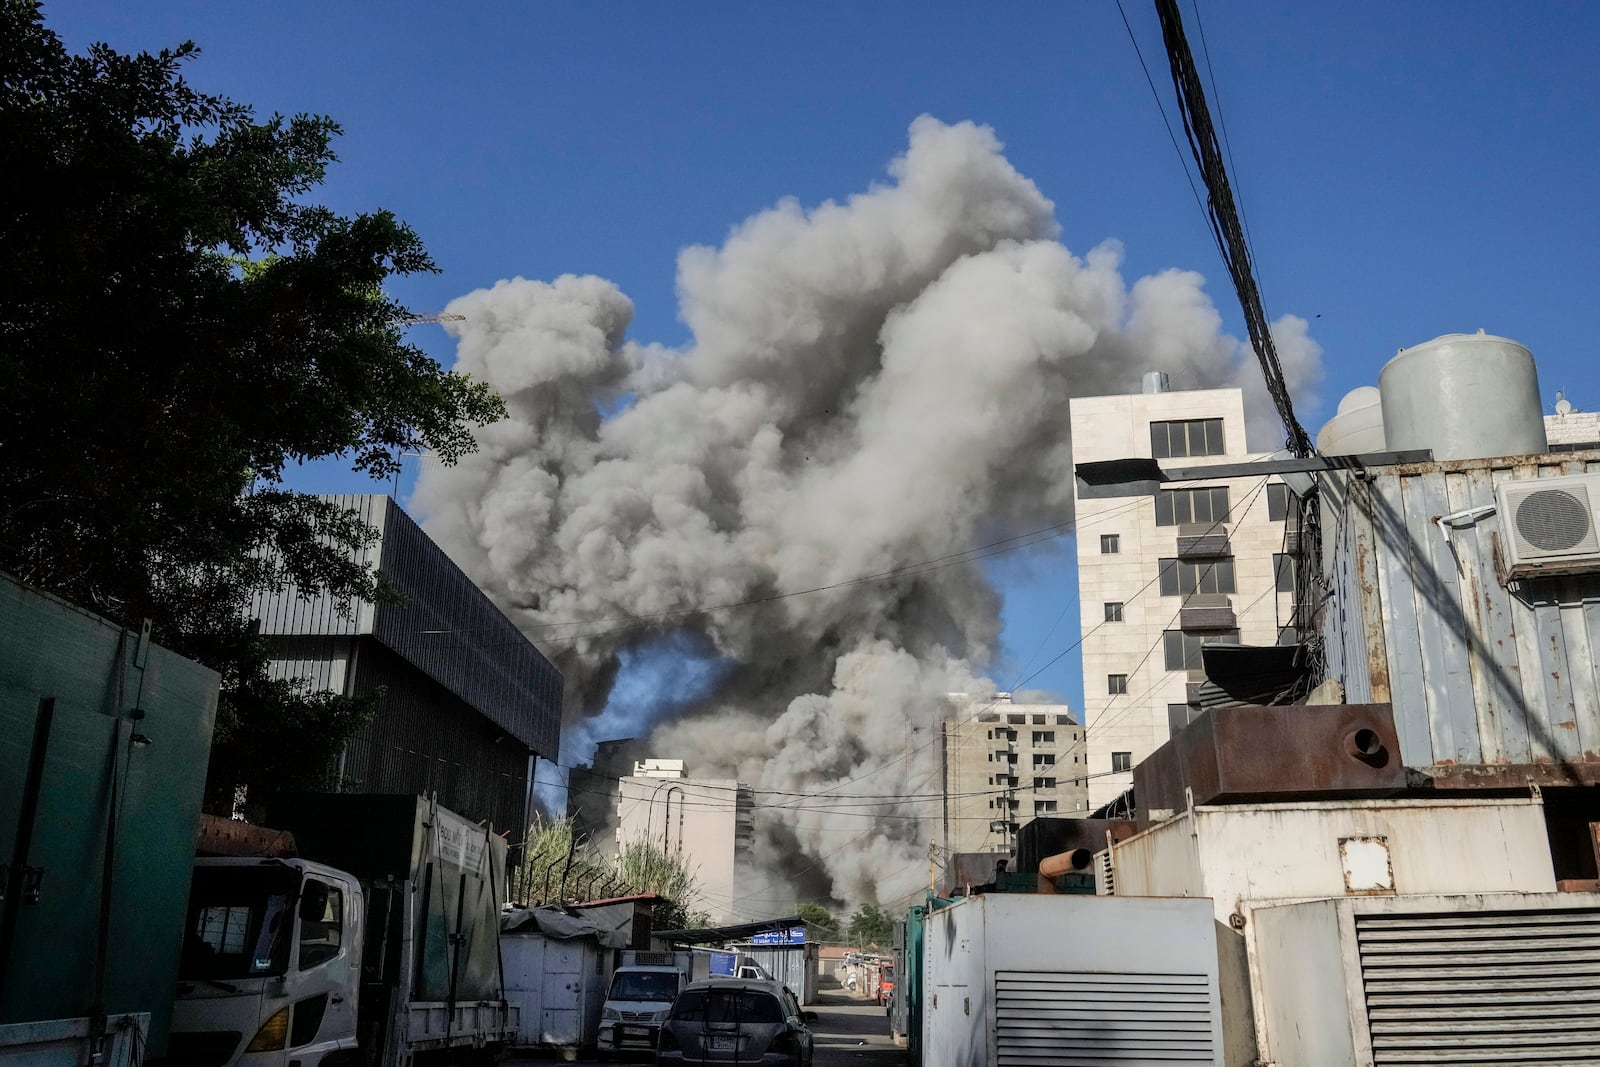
[609,971,680,1002]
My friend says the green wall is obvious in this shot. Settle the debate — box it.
[0,575,217,1055]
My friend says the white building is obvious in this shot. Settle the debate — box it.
[1069,385,1294,811]
[940,694,1086,854]
[615,759,754,924]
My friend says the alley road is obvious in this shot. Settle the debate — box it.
[508,989,904,1067]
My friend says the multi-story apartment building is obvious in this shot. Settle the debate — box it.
[940,694,1087,854]
[1069,385,1293,811]
[615,759,755,924]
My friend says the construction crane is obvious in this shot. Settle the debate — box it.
[391,311,465,326]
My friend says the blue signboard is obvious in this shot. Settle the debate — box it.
[749,926,806,946]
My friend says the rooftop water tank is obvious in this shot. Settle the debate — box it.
[1378,330,1547,461]
[1142,370,1172,394]
[1316,386,1387,456]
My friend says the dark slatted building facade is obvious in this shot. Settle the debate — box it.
[252,495,561,843]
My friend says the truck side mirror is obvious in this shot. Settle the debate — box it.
[298,879,330,921]
[801,1011,818,1024]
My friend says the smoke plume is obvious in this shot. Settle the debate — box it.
[413,116,1321,910]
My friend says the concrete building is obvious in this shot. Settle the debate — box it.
[615,759,755,924]
[1069,386,1293,810]
[940,694,1086,854]
[251,494,563,844]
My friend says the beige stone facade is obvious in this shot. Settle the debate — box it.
[940,695,1086,854]
[615,760,755,924]
[1069,387,1294,811]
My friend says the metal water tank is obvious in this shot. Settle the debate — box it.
[1378,330,1547,461]
[1316,386,1387,456]
[1142,370,1171,394]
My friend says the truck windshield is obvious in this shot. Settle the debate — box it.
[609,971,680,1002]
[179,865,297,980]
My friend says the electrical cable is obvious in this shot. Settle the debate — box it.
[1152,0,1313,456]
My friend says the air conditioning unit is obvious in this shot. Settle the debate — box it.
[1497,473,1600,577]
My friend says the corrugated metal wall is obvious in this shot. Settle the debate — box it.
[251,495,562,758]
[1320,453,1600,773]
[339,641,533,840]
[250,494,384,636]
[372,501,560,756]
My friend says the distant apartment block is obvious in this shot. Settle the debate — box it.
[1069,386,1293,811]
[940,694,1086,855]
[615,759,755,925]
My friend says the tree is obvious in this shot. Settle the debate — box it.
[0,3,504,806]
[794,901,841,942]
[514,817,712,931]
[846,903,894,950]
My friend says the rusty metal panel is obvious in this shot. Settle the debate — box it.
[1408,471,1479,763]
[1319,452,1600,782]
[1454,464,1528,764]
[1370,474,1433,765]
[1132,705,1405,826]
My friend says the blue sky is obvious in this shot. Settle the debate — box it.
[51,1,1600,715]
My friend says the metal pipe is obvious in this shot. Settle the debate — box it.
[1038,849,1093,878]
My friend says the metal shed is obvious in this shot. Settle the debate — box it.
[1318,450,1600,786]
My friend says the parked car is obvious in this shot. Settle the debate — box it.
[657,978,816,1065]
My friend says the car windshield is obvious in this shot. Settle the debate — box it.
[609,971,680,1002]
[671,989,785,1024]
[179,865,298,980]
[883,967,895,982]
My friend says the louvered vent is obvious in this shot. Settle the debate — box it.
[994,970,1215,1066]
[1096,848,1115,895]
[1354,907,1600,1066]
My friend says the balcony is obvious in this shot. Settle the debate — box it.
[1180,593,1236,631]
[1176,523,1231,559]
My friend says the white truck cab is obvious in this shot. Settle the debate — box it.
[168,857,361,1067]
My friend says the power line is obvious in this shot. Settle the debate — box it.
[1152,0,1313,456]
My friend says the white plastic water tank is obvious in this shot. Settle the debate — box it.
[1316,386,1387,456]
[1142,370,1171,394]
[1378,330,1547,461]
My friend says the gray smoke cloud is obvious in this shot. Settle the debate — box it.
[413,116,1321,910]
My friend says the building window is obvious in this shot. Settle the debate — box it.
[1034,800,1059,815]
[1107,674,1128,695]
[1104,601,1124,622]
[1005,752,1018,765]
[1158,557,1236,596]
[1151,418,1225,459]
[1155,486,1230,527]
[1032,731,1055,745]
[1274,552,1297,593]
[1055,715,1071,725]
[1111,752,1132,773]
[1007,713,1025,725]
[1163,629,1241,671]
[1168,703,1197,738]
[1033,777,1057,790]
[1267,482,1298,522]
[1032,714,1046,725]
[1100,533,1120,554]
[1278,625,1298,645]
[994,749,1012,762]
[1033,754,1056,769]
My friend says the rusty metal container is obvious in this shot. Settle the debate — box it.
[1133,704,1405,828]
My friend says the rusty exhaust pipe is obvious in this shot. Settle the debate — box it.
[1039,848,1093,878]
